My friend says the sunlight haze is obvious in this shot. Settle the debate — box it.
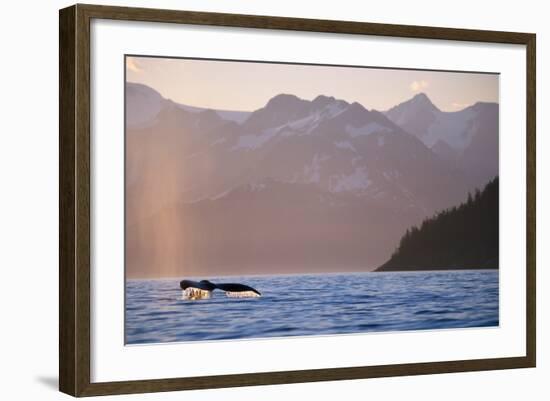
[126,56,498,112]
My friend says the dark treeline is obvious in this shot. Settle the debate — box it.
[376,177,499,272]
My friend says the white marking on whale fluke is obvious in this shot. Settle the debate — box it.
[182,288,211,300]
[225,291,261,298]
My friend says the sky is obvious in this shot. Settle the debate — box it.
[126,55,499,112]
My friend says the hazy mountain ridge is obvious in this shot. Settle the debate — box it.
[126,82,252,127]
[126,178,421,277]
[125,83,498,277]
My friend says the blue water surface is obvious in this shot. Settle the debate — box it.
[125,270,499,344]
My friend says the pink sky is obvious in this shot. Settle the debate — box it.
[126,56,498,112]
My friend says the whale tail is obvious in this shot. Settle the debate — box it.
[214,283,261,297]
[179,279,261,300]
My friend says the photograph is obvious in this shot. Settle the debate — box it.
[124,55,500,345]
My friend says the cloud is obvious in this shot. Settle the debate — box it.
[126,57,142,73]
[410,80,429,92]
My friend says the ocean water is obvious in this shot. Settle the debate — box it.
[125,270,498,345]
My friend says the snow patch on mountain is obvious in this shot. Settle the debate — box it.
[232,100,353,150]
[384,169,401,179]
[211,137,227,146]
[247,182,268,192]
[334,141,356,152]
[286,113,322,134]
[324,101,348,118]
[347,122,391,138]
[425,109,477,149]
[284,101,347,135]
[385,93,486,152]
[231,127,280,150]
[303,154,331,183]
[329,167,371,192]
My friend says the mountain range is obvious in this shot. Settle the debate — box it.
[125,82,498,278]
[385,93,498,189]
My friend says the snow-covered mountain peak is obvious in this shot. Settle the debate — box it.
[385,93,439,127]
[384,93,498,189]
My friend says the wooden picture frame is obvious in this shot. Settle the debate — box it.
[59,3,536,397]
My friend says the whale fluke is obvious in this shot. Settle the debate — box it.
[180,279,261,300]
[214,283,261,296]
[180,280,217,292]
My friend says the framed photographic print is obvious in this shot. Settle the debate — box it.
[59,4,536,397]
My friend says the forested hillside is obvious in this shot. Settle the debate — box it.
[376,177,499,272]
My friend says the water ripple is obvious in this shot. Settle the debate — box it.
[125,270,499,344]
